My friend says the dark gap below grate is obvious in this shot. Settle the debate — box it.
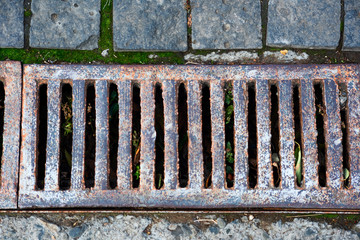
[202,83,212,188]
[154,83,165,189]
[109,83,119,189]
[0,81,4,183]
[314,82,327,188]
[132,83,141,189]
[292,82,304,188]
[338,82,350,188]
[247,82,257,189]
[36,84,47,190]
[59,84,73,190]
[224,81,234,189]
[84,84,96,189]
[270,83,281,188]
[178,83,189,188]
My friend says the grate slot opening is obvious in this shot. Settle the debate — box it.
[109,83,119,189]
[293,82,304,188]
[224,81,234,189]
[59,84,73,190]
[178,83,188,188]
[202,83,212,188]
[338,82,350,188]
[132,83,141,188]
[247,82,257,189]
[270,83,281,188]
[36,84,47,190]
[314,82,327,188]
[154,83,165,189]
[84,84,96,189]
[0,81,4,184]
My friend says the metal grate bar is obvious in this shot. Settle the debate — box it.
[278,80,295,189]
[256,80,272,189]
[300,79,318,189]
[323,79,342,189]
[139,81,155,190]
[233,80,248,190]
[95,80,109,190]
[210,80,225,189]
[116,80,132,190]
[71,80,86,190]
[44,80,61,191]
[163,80,178,190]
[20,73,37,192]
[0,61,21,209]
[187,80,203,190]
[348,79,360,188]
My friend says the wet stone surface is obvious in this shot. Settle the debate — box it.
[0,0,24,48]
[343,0,360,51]
[113,0,187,51]
[267,0,340,49]
[30,0,100,50]
[191,0,262,49]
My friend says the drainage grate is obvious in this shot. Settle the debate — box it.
[19,64,360,209]
[0,62,22,209]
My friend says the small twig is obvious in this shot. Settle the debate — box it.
[194,219,217,224]
[286,213,323,218]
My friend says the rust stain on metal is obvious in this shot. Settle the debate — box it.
[18,64,360,210]
[0,61,22,209]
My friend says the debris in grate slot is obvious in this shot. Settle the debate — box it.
[314,82,327,187]
[178,83,189,188]
[292,83,304,187]
[109,83,119,189]
[202,83,212,188]
[84,84,96,189]
[338,83,350,188]
[36,84,47,190]
[18,64,360,209]
[0,82,4,181]
[247,82,257,189]
[132,83,141,188]
[270,83,281,188]
[154,83,165,189]
[59,84,73,190]
[224,82,234,188]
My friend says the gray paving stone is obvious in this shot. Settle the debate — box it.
[0,0,24,48]
[113,0,187,51]
[267,0,340,49]
[30,0,100,50]
[343,0,360,51]
[191,0,262,50]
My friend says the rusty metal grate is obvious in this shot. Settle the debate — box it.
[19,64,360,209]
[0,62,22,209]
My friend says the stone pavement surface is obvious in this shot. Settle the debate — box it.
[344,0,360,51]
[0,0,24,48]
[1,0,360,51]
[191,0,262,49]
[113,0,187,51]
[0,214,359,240]
[267,0,340,49]
[30,0,100,50]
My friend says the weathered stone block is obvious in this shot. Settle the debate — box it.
[191,0,262,50]
[113,0,187,51]
[30,0,100,50]
[267,0,340,49]
[343,0,360,51]
[0,0,24,48]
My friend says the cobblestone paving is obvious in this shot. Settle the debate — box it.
[0,0,24,48]
[344,0,360,51]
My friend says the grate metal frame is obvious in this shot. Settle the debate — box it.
[0,61,22,209]
[19,64,360,209]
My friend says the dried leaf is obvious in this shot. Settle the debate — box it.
[295,141,302,186]
[343,168,350,181]
[280,49,288,55]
